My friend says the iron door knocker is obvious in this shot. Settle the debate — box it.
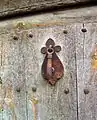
[41,38,64,85]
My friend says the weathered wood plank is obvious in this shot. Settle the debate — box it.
[0,22,78,119]
[24,24,77,120]
[1,6,97,120]
[0,0,90,18]
[0,32,28,120]
[76,23,97,120]
[0,6,97,35]
[0,34,3,120]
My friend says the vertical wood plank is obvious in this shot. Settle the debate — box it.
[76,23,97,120]
[25,24,77,120]
[0,33,13,120]
[0,31,28,120]
[0,34,3,120]
[0,21,78,120]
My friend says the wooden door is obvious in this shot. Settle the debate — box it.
[0,6,97,120]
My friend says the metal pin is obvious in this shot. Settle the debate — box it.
[84,89,89,94]
[16,88,21,93]
[28,32,33,38]
[32,87,37,92]
[63,30,68,34]
[13,35,19,40]
[64,88,69,94]
[81,28,87,32]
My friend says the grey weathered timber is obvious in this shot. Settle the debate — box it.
[76,23,97,120]
[0,0,91,18]
[0,6,97,35]
[25,24,77,120]
[0,32,27,120]
[1,6,97,120]
[0,13,78,120]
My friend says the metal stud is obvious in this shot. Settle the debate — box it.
[32,86,37,92]
[13,35,18,40]
[64,88,69,94]
[16,88,21,93]
[63,30,68,34]
[81,28,87,32]
[28,32,33,38]
[84,89,89,94]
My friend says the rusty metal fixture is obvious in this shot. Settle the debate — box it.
[81,28,87,32]
[63,30,68,34]
[41,38,64,85]
[28,32,33,38]
[13,35,19,40]
[84,89,89,94]
[16,88,21,93]
[64,88,69,94]
[32,86,37,92]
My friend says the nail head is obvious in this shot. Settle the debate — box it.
[63,30,68,34]
[64,88,69,94]
[81,28,87,32]
[16,88,21,93]
[28,33,33,38]
[84,89,89,94]
[32,87,37,92]
[13,35,18,40]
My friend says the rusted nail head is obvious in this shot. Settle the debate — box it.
[16,88,21,93]
[13,35,18,40]
[81,28,87,32]
[28,33,33,38]
[84,89,89,94]
[32,87,37,92]
[63,30,68,34]
[64,88,69,94]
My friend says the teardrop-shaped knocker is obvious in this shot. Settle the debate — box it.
[41,38,64,85]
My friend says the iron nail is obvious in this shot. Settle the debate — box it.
[16,88,21,93]
[13,35,18,40]
[28,32,33,38]
[32,86,37,92]
[84,89,89,94]
[64,88,69,94]
[81,28,87,32]
[63,30,68,34]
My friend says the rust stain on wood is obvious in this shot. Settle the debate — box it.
[91,45,97,71]
[14,21,67,30]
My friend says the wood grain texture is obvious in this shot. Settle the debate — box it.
[25,24,77,120]
[76,23,97,120]
[1,6,97,120]
[0,0,90,18]
[0,6,97,35]
[0,21,77,119]
[0,32,28,120]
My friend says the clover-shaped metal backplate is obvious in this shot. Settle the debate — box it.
[41,38,64,85]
